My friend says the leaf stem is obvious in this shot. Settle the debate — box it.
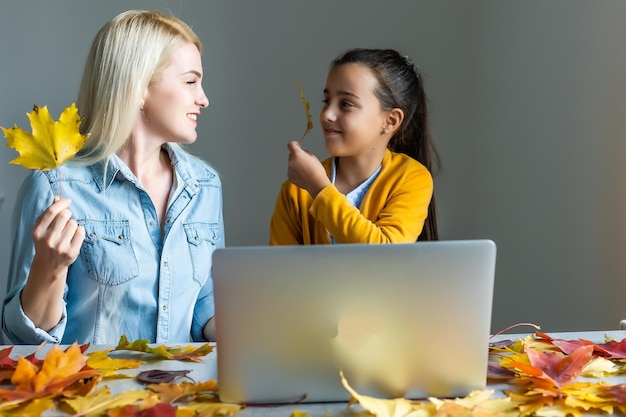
[59,167,63,198]
[490,322,541,339]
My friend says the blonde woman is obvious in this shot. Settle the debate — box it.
[3,10,223,345]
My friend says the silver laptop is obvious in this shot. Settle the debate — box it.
[212,240,496,404]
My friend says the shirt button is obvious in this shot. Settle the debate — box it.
[163,261,168,267]
[162,305,167,311]
[149,221,154,226]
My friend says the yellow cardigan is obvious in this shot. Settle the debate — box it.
[269,149,433,245]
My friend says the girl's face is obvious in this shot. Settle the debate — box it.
[320,63,389,158]
[142,42,209,145]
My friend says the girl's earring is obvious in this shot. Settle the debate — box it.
[381,127,388,134]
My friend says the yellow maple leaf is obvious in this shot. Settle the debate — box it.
[177,400,242,417]
[340,371,431,417]
[0,397,55,416]
[61,386,152,416]
[429,389,519,416]
[86,349,145,378]
[2,103,87,170]
[297,79,313,141]
[562,381,615,414]
[114,334,213,362]
[148,380,219,403]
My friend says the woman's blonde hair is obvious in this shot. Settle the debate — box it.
[74,10,201,165]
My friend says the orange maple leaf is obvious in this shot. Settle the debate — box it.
[0,343,97,404]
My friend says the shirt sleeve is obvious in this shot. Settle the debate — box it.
[2,171,68,344]
[191,188,226,342]
[2,295,66,344]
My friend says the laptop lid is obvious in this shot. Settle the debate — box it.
[212,240,496,404]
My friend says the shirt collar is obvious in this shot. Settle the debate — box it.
[88,144,199,194]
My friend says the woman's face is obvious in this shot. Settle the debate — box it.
[142,42,209,145]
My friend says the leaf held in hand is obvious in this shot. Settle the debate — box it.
[2,103,87,170]
[297,79,313,141]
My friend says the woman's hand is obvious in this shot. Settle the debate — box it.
[286,141,331,198]
[21,196,85,331]
[31,196,85,273]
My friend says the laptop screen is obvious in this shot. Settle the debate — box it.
[212,240,496,404]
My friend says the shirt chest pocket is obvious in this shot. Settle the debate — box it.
[184,222,222,286]
[80,220,139,285]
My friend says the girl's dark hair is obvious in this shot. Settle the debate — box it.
[331,48,440,241]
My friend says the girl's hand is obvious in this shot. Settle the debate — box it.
[286,141,331,198]
[31,196,85,276]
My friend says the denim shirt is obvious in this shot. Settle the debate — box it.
[2,144,224,345]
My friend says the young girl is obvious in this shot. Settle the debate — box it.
[269,48,439,244]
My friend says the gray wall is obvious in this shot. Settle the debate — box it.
[1,1,625,333]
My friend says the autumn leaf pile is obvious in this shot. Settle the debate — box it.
[0,336,240,417]
[4,331,626,416]
[337,330,626,417]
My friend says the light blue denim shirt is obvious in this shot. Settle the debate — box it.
[2,144,224,345]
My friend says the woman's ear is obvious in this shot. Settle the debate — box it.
[383,108,404,134]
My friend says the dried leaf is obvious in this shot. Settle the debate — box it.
[148,380,219,403]
[0,343,97,405]
[176,400,242,417]
[527,345,594,387]
[136,369,191,384]
[297,79,313,141]
[0,397,55,416]
[340,371,430,417]
[62,386,152,416]
[288,410,313,417]
[106,402,178,417]
[429,389,519,416]
[590,338,626,360]
[114,335,213,362]
[581,357,620,378]
[2,103,87,170]
[87,349,145,377]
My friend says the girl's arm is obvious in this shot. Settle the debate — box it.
[311,159,433,243]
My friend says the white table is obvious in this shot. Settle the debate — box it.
[4,330,626,416]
